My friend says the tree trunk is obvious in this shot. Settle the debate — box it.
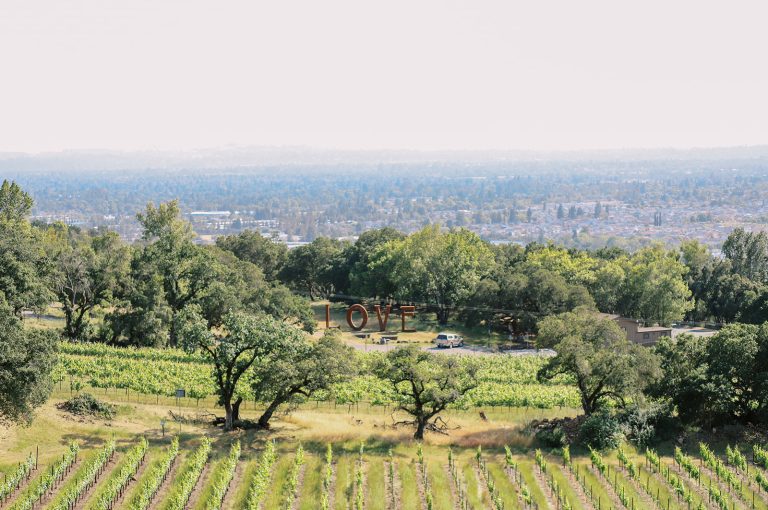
[169,318,178,348]
[414,417,427,440]
[231,397,243,422]
[436,307,449,325]
[223,400,234,431]
[63,305,75,340]
[257,400,282,429]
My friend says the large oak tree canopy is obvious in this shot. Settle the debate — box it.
[374,345,478,439]
[176,305,303,431]
[536,308,661,415]
[0,301,58,425]
[251,330,356,429]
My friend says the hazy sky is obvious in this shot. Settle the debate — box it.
[1,0,767,153]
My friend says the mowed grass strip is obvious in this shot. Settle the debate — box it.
[366,457,386,510]
[225,456,259,510]
[155,440,211,510]
[333,454,354,510]
[297,454,322,510]
[637,464,690,510]
[518,458,549,509]
[423,459,451,510]
[398,458,420,510]
[606,458,653,510]
[461,460,487,508]
[260,454,294,510]
[191,456,227,510]
[487,456,522,510]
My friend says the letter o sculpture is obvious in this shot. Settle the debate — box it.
[346,304,369,331]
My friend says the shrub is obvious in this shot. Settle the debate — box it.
[536,425,567,447]
[579,411,623,450]
[58,393,115,419]
[617,402,677,447]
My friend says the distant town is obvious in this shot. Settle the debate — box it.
[5,146,768,252]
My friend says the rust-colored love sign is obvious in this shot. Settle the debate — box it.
[325,304,416,332]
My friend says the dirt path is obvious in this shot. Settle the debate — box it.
[415,462,428,510]
[344,338,555,357]
[148,455,181,508]
[383,461,400,510]
[559,464,595,510]
[471,465,493,510]
[183,462,212,510]
[586,465,623,510]
[289,463,307,510]
[72,453,121,510]
[220,459,244,510]
[530,464,557,510]
[442,464,461,510]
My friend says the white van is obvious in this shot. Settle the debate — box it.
[435,332,464,348]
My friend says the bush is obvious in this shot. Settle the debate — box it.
[579,410,623,450]
[58,393,115,419]
[536,425,567,447]
[617,401,678,447]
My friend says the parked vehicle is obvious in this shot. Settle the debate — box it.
[434,332,463,348]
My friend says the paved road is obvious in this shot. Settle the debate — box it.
[345,339,555,357]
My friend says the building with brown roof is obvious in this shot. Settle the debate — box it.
[599,313,672,346]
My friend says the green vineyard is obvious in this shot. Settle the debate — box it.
[54,342,581,409]
[4,437,768,510]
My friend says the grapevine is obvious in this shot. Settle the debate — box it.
[52,439,116,510]
[165,437,212,510]
[321,444,333,510]
[57,345,582,410]
[756,471,768,492]
[645,449,661,472]
[674,447,700,481]
[11,443,79,510]
[699,442,741,495]
[504,445,532,506]
[726,444,747,471]
[447,448,468,510]
[245,441,277,510]
[354,442,365,510]
[534,449,572,510]
[755,445,768,470]
[0,453,35,502]
[205,441,240,510]
[617,447,637,480]
[476,446,504,510]
[129,437,179,510]
[92,437,148,510]
[281,444,305,510]
[417,444,433,510]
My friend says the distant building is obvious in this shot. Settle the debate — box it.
[599,313,672,346]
